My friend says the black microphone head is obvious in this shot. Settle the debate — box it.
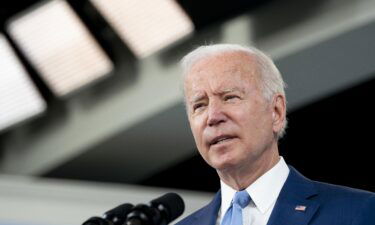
[104,203,134,225]
[150,192,185,223]
[82,216,113,225]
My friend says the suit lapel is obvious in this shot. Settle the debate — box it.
[192,191,221,225]
[267,166,320,225]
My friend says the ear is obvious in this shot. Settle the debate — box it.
[271,94,286,134]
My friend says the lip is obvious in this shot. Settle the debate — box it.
[209,135,237,146]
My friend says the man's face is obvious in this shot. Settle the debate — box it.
[184,52,281,172]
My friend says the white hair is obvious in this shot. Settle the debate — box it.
[180,43,288,139]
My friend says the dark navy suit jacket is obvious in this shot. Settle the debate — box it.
[176,167,375,225]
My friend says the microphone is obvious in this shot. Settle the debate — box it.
[125,193,185,225]
[104,203,135,225]
[82,217,113,225]
[82,203,134,225]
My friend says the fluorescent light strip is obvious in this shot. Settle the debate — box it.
[0,34,46,132]
[90,0,194,58]
[7,0,113,97]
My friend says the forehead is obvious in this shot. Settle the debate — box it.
[184,51,260,94]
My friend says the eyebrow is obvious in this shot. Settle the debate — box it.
[188,87,245,105]
[217,87,245,95]
[189,94,206,105]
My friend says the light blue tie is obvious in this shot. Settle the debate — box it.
[222,190,251,225]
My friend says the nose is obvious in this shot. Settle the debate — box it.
[207,101,227,127]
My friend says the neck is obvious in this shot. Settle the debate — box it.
[217,143,280,191]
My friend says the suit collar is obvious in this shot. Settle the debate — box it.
[189,166,320,225]
[193,190,221,225]
[266,166,320,225]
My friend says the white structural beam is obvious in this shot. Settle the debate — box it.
[1,0,375,181]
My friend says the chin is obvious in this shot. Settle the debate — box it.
[208,148,240,168]
[210,157,239,171]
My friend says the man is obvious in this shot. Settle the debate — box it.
[176,44,375,225]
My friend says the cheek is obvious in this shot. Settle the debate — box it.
[234,105,273,134]
[189,118,204,145]
[230,107,252,127]
[191,125,208,159]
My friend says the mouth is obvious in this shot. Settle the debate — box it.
[209,135,236,146]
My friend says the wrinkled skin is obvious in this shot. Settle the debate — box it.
[184,51,286,190]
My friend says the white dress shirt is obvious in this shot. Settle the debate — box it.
[217,157,290,225]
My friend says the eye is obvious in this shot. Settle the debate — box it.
[193,103,206,112]
[224,95,239,101]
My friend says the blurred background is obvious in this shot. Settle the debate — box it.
[1,0,375,224]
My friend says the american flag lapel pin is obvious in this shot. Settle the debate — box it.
[295,205,307,211]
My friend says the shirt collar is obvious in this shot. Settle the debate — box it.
[220,157,290,215]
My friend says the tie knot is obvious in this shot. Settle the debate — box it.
[233,190,251,208]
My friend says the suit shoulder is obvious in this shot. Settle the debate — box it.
[313,181,375,224]
[175,191,221,225]
[299,178,375,224]
[311,180,375,220]
[312,180,375,200]
[175,206,209,225]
